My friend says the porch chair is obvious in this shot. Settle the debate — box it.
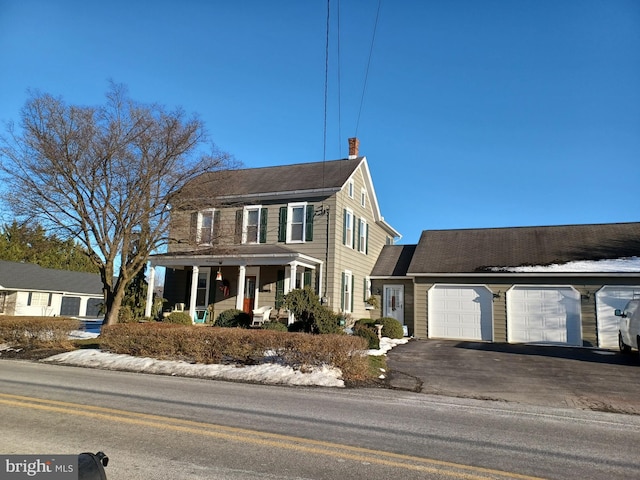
[251,306,272,327]
[193,309,208,324]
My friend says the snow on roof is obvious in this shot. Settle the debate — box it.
[489,257,640,273]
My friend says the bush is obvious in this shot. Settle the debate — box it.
[99,323,370,381]
[261,321,288,332]
[165,311,193,325]
[283,288,342,334]
[0,316,80,350]
[353,323,380,350]
[313,306,342,334]
[378,317,404,339]
[215,309,251,328]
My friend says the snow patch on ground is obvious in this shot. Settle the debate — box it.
[42,336,410,387]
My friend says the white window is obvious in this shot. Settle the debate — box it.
[243,206,261,244]
[344,209,354,248]
[348,179,354,198]
[358,218,368,254]
[361,188,367,208]
[29,292,51,307]
[197,209,216,245]
[342,270,353,313]
[288,203,307,243]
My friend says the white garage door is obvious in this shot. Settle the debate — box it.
[595,286,640,349]
[428,285,493,341]
[507,286,581,346]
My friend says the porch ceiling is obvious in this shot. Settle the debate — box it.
[151,244,322,269]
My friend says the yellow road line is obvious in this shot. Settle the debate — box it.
[0,392,545,480]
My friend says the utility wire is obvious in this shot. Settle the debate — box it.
[355,0,382,137]
[336,0,342,158]
[323,0,331,163]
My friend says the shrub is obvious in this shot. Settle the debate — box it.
[165,311,193,325]
[353,323,380,350]
[261,321,288,332]
[283,288,342,334]
[99,323,370,381]
[378,317,404,339]
[0,316,80,350]
[313,306,342,334]
[215,309,251,328]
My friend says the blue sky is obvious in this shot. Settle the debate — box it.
[0,0,638,244]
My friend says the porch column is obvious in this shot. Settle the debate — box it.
[236,265,246,311]
[286,261,298,325]
[189,265,199,321]
[144,264,155,318]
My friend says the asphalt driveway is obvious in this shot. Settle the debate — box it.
[386,339,640,415]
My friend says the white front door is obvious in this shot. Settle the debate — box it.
[383,285,404,324]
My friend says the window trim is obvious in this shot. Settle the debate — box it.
[358,218,368,254]
[197,208,216,245]
[243,205,262,244]
[344,208,354,248]
[287,202,308,243]
[342,270,353,313]
[348,179,354,198]
[361,188,367,208]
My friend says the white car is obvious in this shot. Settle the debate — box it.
[615,299,640,353]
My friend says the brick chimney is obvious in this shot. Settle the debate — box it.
[348,137,360,159]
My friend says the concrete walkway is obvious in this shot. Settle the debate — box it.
[386,339,640,415]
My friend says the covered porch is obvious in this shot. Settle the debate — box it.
[145,245,323,325]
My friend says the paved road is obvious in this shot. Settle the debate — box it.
[386,339,640,414]
[2,360,640,479]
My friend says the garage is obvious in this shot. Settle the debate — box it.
[428,285,493,341]
[595,285,640,349]
[507,286,581,346]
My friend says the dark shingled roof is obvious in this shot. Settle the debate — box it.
[371,245,417,276]
[407,222,640,274]
[193,157,363,198]
[0,260,103,294]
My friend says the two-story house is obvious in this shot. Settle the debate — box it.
[145,138,400,324]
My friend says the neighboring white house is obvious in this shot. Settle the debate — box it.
[0,260,104,317]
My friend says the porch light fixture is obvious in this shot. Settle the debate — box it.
[215,268,223,282]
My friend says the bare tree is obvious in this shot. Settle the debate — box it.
[0,82,237,325]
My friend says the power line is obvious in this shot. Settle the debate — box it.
[355,0,382,137]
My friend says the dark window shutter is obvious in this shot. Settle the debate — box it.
[342,209,347,245]
[234,209,243,243]
[27,292,32,306]
[212,210,221,244]
[356,218,361,251]
[365,222,369,254]
[351,275,355,312]
[190,212,198,242]
[341,272,345,310]
[363,278,368,301]
[278,207,287,242]
[305,205,314,241]
[259,208,268,243]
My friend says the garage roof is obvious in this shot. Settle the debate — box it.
[371,245,417,277]
[0,260,103,295]
[407,222,640,274]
